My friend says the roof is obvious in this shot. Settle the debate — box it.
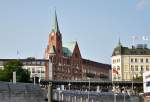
[52,10,60,33]
[62,41,76,57]
[112,44,150,56]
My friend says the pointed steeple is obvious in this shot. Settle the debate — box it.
[52,10,60,33]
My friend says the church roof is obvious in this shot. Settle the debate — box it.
[62,41,77,57]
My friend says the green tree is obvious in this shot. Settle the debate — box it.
[133,76,143,93]
[0,60,30,82]
[134,76,143,82]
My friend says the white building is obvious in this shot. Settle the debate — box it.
[112,41,150,81]
[0,59,48,80]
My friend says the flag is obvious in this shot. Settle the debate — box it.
[142,36,148,41]
[113,68,118,74]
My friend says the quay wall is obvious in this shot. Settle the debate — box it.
[0,82,46,102]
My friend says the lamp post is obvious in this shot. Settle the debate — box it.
[131,70,135,93]
[48,82,52,102]
[123,93,126,102]
[88,78,90,102]
[68,80,71,91]
[33,74,37,85]
[68,80,71,102]
[58,90,62,102]
[114,93,117,102]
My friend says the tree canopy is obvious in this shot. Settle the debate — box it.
[0,60,30,82]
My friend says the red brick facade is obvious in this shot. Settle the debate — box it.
[45,12,111,80]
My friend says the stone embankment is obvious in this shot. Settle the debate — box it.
[0,82,46,102]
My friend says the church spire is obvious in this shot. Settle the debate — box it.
[52,10,60,33]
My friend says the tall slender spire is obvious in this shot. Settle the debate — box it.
[52,10,60,33]
[118,37,122,46]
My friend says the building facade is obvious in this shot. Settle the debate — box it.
[112,40,150,81]
[44,12,111,80]
[0,58,47,80]
[82,59,111,80]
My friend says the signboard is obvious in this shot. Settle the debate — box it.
[143,71,150,93]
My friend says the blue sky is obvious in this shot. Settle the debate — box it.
[0,0,150,64]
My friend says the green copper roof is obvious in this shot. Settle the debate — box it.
[62,41,76,57]
[52,10,60,33]
[112,44,150,56]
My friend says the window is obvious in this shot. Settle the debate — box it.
[117,59,118,63]
[141,66,144,72]
[135,58,138,63]
[131,58,133,63]
[41,70,45,73]
[140,59,143,63]
[32,68,35,73]
[146,66,149,71]
[131,65,134,71]
[117,66,120,70]
[146,58,149,63]
[37,61,41,65]
[32,61,36,65]
[135,65,138,71]
[41,62,45,65]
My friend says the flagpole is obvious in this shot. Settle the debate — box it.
[17,50,20,59]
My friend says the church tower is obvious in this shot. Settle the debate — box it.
[45,11,62,61]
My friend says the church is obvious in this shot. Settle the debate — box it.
[44,11,111,80]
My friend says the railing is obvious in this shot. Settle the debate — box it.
[52,90,130,102]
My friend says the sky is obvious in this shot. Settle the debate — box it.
[0,0,150,64]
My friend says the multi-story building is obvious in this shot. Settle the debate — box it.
[0,58,47,79]
[82,59,111,80]
[45,11,111,80]
[112,40,150,81]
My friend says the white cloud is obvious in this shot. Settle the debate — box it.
[136,0,150,10]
